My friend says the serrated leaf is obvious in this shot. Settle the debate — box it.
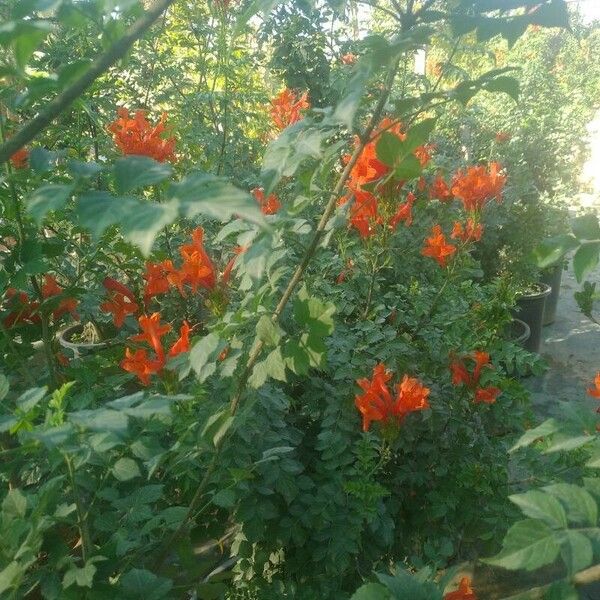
[509,490,567,529]
[113,156,173,194]
[112,457,141,481]
[573,242,600,284]
[543,484,597,527]
[26,184,73,223]
[559,530,593,575]
[201,409,233,447]
[484,519,560,571]
[256,315,283,347]
[16,386,46,412]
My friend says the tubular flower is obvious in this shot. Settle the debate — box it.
[143,260,173,302]
[444,577,477,600]
[252,187,281,215]
[130,312,171,360]
[121,348,163,386]
[169,321,191,357]
[2,288,40,328]
[179,227,217,292]
[587,373,600,398]
[341,52,357,65]
[270,89,309,131]
[414,143,435,168]
[475,386,502,404]
[451,218,483,243]
[429,174,452,202]
[348,189,382,238]
[108,108,176,162]
[42,275,79,321]
[222,245,247,285]
[451,162,506,212]
[10,147,29,169]
[421,225,456,268]
[100,278,139,328]
[451,351,500,404]
[389,192,415,230]
[355,364,430,433]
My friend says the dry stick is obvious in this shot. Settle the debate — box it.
[0,0,175,165]
[153,58,403,572]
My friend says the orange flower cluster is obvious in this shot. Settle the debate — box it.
[252,187,281,215]
[451,163,506,213]
[450,351,501,404]
[444,577,477,600]
[108,108,176,162]
[339,119,432,238]
[587,372,600,413]
[41,275,79,321]
[121,313,190,385]
[270,89,309,131]
[451,217,483,243]
[429,174,452,202]
[2,288,40,328]
[421,224,456,268]
[100,278,139,328]
[10,147,29,169]
[143,228,216,302]
[355,363,430,432]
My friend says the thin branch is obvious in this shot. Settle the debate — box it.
[0,0,175,164]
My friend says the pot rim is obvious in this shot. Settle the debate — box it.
[509,318,531,344]
[58,323,117,350]
[517,282,552,300]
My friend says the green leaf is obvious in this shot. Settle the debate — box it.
[168,172,265,227]
[484,519,561,570]
[212,488,236,508]
[572,214,600,240]
[112,457,141,482]
[403,118,436,152]
[2,489,27,519]
[559,530,593,575]
[189,333,224,383]
[62,562,96,589]
[75,191,178,256]
[256,315,283,347]
[543,434,593,454]
[350,583,391,600]
[201,409,233,447]
[16,386,46,412]
[376,131,405,167]
[573,242,600,284]
[248,347,287,388]
[294,286,335,337]
[120,568,173,599]
[284,339,310,375]
[534,234,579,268]
[510,418,559,452]
[543,484,597,527]
[394,154,422,181]
[26,184,73,224]
[0,374,9,401]
[113,156,173,194]
[483,76,520,102]
[11,20,52,69]
[509,490,567,529]
[0,562,21,596]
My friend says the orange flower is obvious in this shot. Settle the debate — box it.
[348,189,382,238]
[495,131,511,143]
[179,227,216,293]
[417,176,427,192]
[444,577,477,600]
[429,174,452,202]
[222,245,247,285]
[42,275,79,321]
[450,359,472,387]
[451,163,506,212]
[100,278,139,328]
[355,364,430,432]
[169,321,191,357]
[341,52,357,65]
[219,346,230,361]
[389,192,415,229]
[252,187,281,215]
[414,143,434,168]
[131,312,171,360]
[10,147,29,169]
[587,373,600,398]
[451,218,483,243]
[121,347,163,386]
[108,108,176,162]
[2,288,40,328]
[270,89,310,131]
[143,260,173,302]
[475,386,501,404]
[395,374,430,417]
[421,225,456,268]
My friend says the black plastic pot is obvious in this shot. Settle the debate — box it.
[512,283,551,353]
[540,264,563,326]
[504,318,531,348]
